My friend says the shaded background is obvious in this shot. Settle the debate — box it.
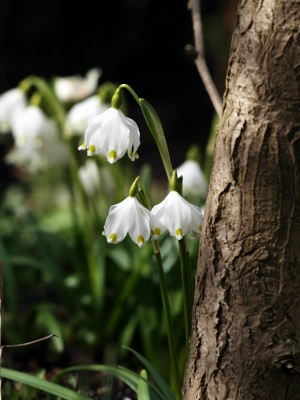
[0,0,238,185]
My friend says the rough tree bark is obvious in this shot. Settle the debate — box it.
[183,1,300,399]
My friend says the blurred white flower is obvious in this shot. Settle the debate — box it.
[176,160,207,197]
[6,105,67,171]
[151,191,204,240]
[0,88,27,133]
[103,196,151,247]
[65,95,109,136]
[78,108,140,164]
[78,160,101,196]
[54,68,102,102]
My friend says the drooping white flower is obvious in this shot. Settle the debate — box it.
[66,95,109,136]
[11,105,57,146]
[78,108,140,164]
[176,160,207,197]
[0,88,27,133]
[151,191,204,240]
[78,160,101,196]
[6,105,67,171]
[103,196,152,247]
[54,68,101,102]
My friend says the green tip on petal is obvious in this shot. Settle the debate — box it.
[108,233,117,243]
[137,235,145,246]
[199,225,202,231]
[89,145,96,153]
[129,176,140,197]
[108,150,117,160]
[153,228,161,237]
[175,228,183,239]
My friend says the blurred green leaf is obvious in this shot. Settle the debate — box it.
[36,304,64,352]
[2,367,92,400]
[53,365,163,399]
[108,247,132,272]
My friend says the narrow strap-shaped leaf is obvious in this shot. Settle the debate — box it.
[1,367,92,400]
[124,346,176,400]
[139,99,173,181]
[53,365,164,400]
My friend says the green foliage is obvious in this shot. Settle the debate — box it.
[0,76,210,396]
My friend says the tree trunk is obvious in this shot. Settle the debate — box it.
[183,1,300,399]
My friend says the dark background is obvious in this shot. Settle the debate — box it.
[0,0,238,182]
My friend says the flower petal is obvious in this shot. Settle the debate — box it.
[103,197,133,244]
[150,200,168,239]
[84,108,131,162]
[103,196,151,247]
[128,200,151,247]
[160,192,191,239]
[188,203,204,237]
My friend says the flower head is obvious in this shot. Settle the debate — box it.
[66,95,109,136]
[151,191,204,240]
[54,68,101,102]
[103,196,151,247]
[6,105,67,171]
[79,108,140,164]
[176,160,207,197]
[0,88,27,133]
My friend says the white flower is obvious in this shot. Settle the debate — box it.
[54,68,101,102]
[79,108,140,164]
[0,88,27,133]
[65,95,109,136]
[176,160,207,197]
[11,105,57,146]
[103,196,151,247]
[78,160,101,196]
[151,191,204,240]
[6,105,67,171]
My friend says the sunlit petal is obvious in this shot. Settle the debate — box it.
[103,197,151,247]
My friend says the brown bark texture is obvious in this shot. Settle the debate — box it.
[183,1,300,399]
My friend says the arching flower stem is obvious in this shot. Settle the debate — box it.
[114,84,173,181]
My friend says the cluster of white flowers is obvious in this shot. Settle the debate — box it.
[0,68,107,171]
[0,88,67,171]
[76,91,205,246]
[102,189,203,247]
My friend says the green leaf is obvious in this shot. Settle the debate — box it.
[53,365,163,400]
[138,370,151,400]
[108,247,132,272]
[139,99,173,181]
[124,346,175,400]
[1,368,92,400]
